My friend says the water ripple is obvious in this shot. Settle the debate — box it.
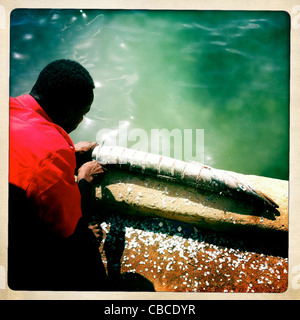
[238,22,260,30]
[225,48,243,55]
[211,41,227,46]
[10,10,289,180]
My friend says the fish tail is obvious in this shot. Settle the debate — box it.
[254,189,279,209]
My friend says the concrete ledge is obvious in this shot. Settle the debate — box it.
[95,168,288,235]
[93,168,288,292]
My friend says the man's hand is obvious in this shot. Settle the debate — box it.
[77,160,105,184]
[74,141,98,154]
[88,222,103,243]
[74,141,98,169]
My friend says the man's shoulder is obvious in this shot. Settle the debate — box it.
[10,94,74,156]
[9,95,76,189]
[11,111,72,154]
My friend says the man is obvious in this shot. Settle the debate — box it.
[9,59,107,290]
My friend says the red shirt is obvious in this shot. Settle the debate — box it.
[9,94,82,238]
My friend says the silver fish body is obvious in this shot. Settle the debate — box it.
[92,145,278,209]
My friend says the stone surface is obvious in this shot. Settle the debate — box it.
[97,214,288,292]
[90,168,288,292]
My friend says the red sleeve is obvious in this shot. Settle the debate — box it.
[27,148,82,238]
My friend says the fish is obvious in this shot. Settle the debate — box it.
[92,145,279,210]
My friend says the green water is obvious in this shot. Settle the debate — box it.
[10,10,290,180]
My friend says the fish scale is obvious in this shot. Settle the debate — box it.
[92,145,278,209]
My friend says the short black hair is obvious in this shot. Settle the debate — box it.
[30,59,95,119]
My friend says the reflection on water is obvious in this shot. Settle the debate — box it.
[10,10,289,180]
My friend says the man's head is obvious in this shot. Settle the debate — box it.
[30,59,95,133]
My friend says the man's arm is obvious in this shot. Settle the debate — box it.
[77,161,105,221]
[74,141,98,171]
[75,141,105,221]
[27,147,83,238]
[75,143,105,240]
